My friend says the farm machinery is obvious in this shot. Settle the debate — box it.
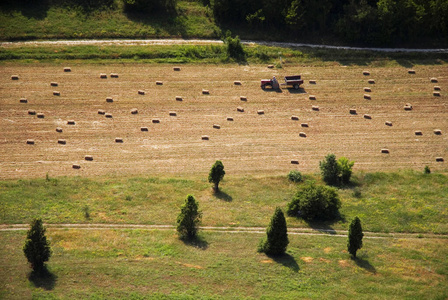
[261,75,303,90]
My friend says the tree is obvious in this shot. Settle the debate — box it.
[223,31,246,62]
[176,195,202,239]
[287,183,341,221]
[287,170,303,183]
[23,218,52,273]
[348,216,364,258]
[337,157,354,184]
[320,153,341,186]
[258,207,289,256]
[208,160,225,192]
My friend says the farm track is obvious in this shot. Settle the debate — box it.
[1,223,447,239]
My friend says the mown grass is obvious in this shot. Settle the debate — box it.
[0,229,447,299]
[1,171,447,234]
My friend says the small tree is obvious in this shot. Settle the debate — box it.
[338,157,355,184]
[176,195,202,239]
[208,160,225,192]
[23,218,52,273]
[223,31,246,61]
[348,216,364,258]
[320,154,341,186]
[287,170,303,183]
[424,166,431,174]
[258,207,289,256]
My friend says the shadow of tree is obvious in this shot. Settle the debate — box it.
[353,255,377,274]
[305,213,347,235]
[0,0,50,20]
[28,267,57,290]
[213,190,233,202]
[180,235,209,250]
[268,253,300,272]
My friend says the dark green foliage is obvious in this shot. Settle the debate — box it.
[223,32,246,61]
[208,160,225,192]
[23,218,52,272]
[320,154,341,186]
[348,216,364,258]
[338,157,354,184]
[287,170,303,183]
[176,195,202,239]
[123,0,177,14]
[424,166,431,174]
[258,207,289,256]
[287,183,341,221]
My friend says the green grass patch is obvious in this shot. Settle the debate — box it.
[1,171,447,234]
[1,229,447,299]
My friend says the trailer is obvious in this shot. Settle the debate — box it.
[261,75,303,90]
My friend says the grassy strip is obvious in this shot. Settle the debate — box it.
[1,229,447,299]
[1,171,447,234]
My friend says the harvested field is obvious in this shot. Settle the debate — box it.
[0,64,447,179]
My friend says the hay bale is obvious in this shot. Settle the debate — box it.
[141,127,148,131]
[408,70,416,74]
[67,120,75,125]
[430,78,438,83]
[291,160,299,164]
[138,90,145,95]
[433,91,440,97]
[56,127,63,133]
[267,65,274,68]
[237,107,244,112]
[176,96,183,101]
[404,104,413,111]
[173,67,181,71]
[364,114,371,119]
[11,75,19,80]
[26,139,35,145]
[201,135,209,140]
[349,109,357,115]
[131,108,138,114]
[368,79,375,84]
[58,139,66,145]
[28,110,36,115]
[364,87,371,92]
[234,81,242,85]
[37,113,45,119]
[152,119,160,123]
[72,164,81,169]
[434,86,441,91]
[202,89,210,95]
[53,91,60,96]
[50,82,58,87]
[110,73,119,78]
[85,155,93,161]
[309,80,316,84]
[115,138,123,143]
[156,81,163,85]
[100,73,107,79]
[169,111,177,116]
[414,131,422,136]
[299,132,307,137]
[363,71,370,76]
[309,95,316,100]
[257,110,265,115]
[301,123,308,127]
[385,121,393,126]
[364,94,371,100]
[436,157,444,162]
[312,106,319,111]
[63,67,71,72]
[213,124,221,129]
[381,148,389,154]
[240,96,247,101]
[434,129,442,135]
[291,116,299,121]
[105,113,113,118]
[98,109,105,115]
[106,97,113,103]
[20,98,28,103]
[227,117,234,121]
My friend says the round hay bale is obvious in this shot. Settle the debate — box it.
[430,78,438,83]
[58,139,66,145]
[213,124,221,129]
[138,90,145,95]
[227,117,234,121]
[363,71,370,76]
[385,121,393,126]
[368,79,375,84]
[312,106,319,111]
[131,108,138,114]
[309,80,316,84]
[240,96,247,101]
[381,148,389,154]
[169,111,177,116]
[434,129,442,135]
[37,113,45,119]
[234,81,242,85]
[11,75,19,80]
[364,94,371,100]
[141,127,148,131]
[257,110,265,115]
[50,82,58,87]
[115,138,123,143]
[173,67,181,71]
[434,86,441,91]
[309,95,316,100]
[299,132,307,137]
[53,91,60,96]
[56,127,63,133]
[237,107,244,112]
[72,164,81,169]
[152,119,160,123]
[201,135,209,140]
[350,109,357,115]
[291,116,299,121]
[408,70,416,74]
[176,96,183,101]
[110,73,119,78]
[414,131,422,136]
[436,157,444,162]
[85,155,93,161]
[28,110,36,115]
[26,139,35,145]
[67,120,75,125]
[202,89,210,95]
[105,113,113,118]
[63,67,71,72]
[98,109,105,115]
[364,87,371,92]
[301,123,308,127]
[20,98,28,103]
[363,114,371,119]
[433,91,440,97]
[267,65,274,68]
[291,160,299,164]
[156,81,163,85]
[100,73,107,79]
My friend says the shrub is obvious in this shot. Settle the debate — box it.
[287,170,303,183]
[320,154,341,186]
[176,195,202,239]
[123,0,177,14]
[23,218,52,272]
[338,157,354,184]
[208,160,225,192]
[424,166,431,174]
[287,183,341,221]
[348,216,364,258]
[223,31,246,61]
[258,207,289,256]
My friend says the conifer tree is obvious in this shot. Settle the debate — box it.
[208,160,225,192]
[258,207,289,256]
[348,216,364,258]
[176,195,202,239]
[23,218,52,272]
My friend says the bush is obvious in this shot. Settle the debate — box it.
[176,195,202,239]
[287,183,341,221]
[223,31,246,61]
[338,157,354,184]
[23,218,52,272]
[258,207,289,256]
[319,154,341,186]
[424,166,431,174]
[287,170,303,183]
